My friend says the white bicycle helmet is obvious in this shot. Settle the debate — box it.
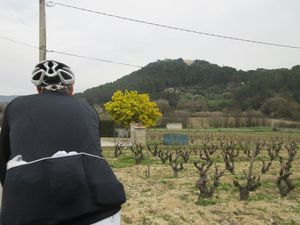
[32,60,75,87]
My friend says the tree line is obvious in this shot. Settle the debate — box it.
[77,59,300,121]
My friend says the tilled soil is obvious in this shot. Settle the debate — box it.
[111,161,300,225]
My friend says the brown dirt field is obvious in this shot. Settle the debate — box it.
[107,151,300,225]
[104,130,300,225]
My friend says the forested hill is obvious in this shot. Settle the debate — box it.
[78,59,239,104]
[77,58,300,119]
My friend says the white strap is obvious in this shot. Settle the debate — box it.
[7,151,104,170]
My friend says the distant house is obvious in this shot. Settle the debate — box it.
[183,60,194,66]
[164,87,179,94]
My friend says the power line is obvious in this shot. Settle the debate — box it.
[46,1,300,50]
[0,36,192,79]
[0,36,142,68]
[0,37,38,50]
[48,49,142,68]
[0,36,207,77]
[0,36,219,80]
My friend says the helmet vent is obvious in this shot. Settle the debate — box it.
[32,72,42,81]
[60,71,73,80]
[48,61,53,67]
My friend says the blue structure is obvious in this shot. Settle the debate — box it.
[163,134,189,145]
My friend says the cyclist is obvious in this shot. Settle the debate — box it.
[0,60,126,225]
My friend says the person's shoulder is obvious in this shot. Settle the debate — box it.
[75,98,99,116]
[12,94,39,101]
[4,94,39,115]
[75,97,91,106]
[6,94,39,107]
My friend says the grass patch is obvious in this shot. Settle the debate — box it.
[141,157,160,165]
[159,179,175,189]
[261,180,275,188]
[196,198,217,206]
[281,221,300,225]
[110,155,135,168]
[256,207,267,212]
[293,178,300,188]
[218,183,232,191]
[141,188,151,193]
[179,215,189,222]
[249,192,274,201]
[160,180,168,184]
[211,156,224,163]
[179,194,189,202]
[158,214,181,225]
[289,204,300,214]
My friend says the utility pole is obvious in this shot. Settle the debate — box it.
[39,0,47,62]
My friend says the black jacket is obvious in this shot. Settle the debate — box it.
[0,92,126,225]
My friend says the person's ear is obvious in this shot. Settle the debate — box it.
[68,85,74,96]
[37,87,42,94]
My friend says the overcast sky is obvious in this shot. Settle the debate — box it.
[0,0,299,95]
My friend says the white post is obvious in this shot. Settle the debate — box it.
[39,0,47,61]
